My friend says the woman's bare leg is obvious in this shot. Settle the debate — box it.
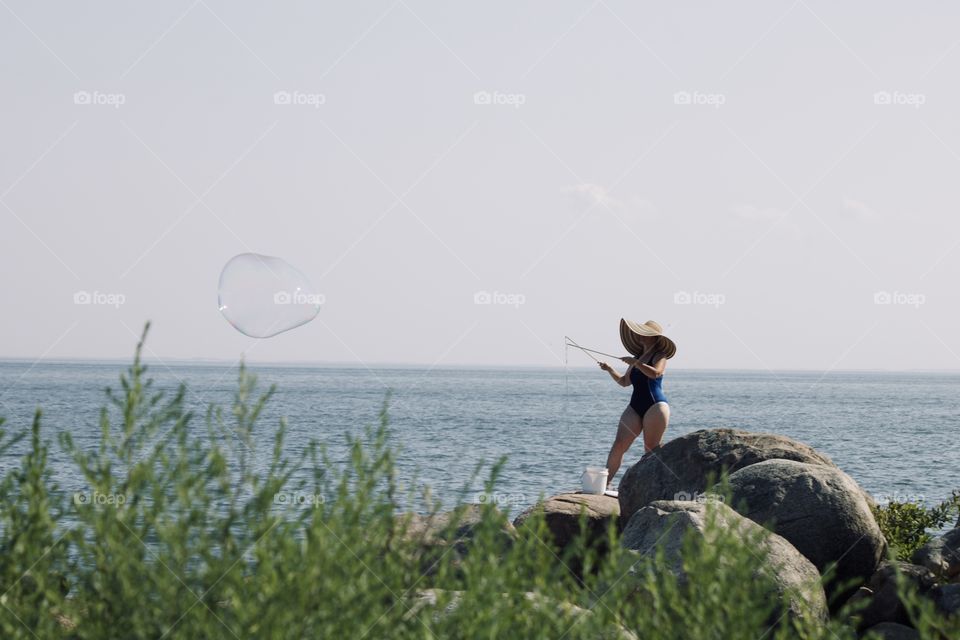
[605,405,642,487]
[640,402,670,454]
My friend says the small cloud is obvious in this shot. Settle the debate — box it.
[730,204,788,221]
[840,197,877,220]
[563,183,623,209]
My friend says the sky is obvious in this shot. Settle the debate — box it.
[1,1,959,370]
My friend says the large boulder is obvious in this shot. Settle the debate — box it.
[514,492,620,581]
[912,527,960,581]
[726,459,886,600]
[618,428,836,524]
[847,561,937,630]
[619,500,828,628]
[513,492,620,550]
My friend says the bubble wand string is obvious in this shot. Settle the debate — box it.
[563,336,622,362]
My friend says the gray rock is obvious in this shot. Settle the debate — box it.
[928,583,960,617]
[861,622,920,640]
[620,500,828,628]
[911,527,960,581]
[851,561,937,630]
[513,492,620,550]
[726,459,886,599]
[617,428,836,525]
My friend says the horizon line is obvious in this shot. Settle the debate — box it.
[1,356,959,374]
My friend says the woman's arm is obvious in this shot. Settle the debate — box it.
[599,362,632,386]
[635,357,667,379]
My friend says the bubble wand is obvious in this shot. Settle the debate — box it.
[563,336,623,362]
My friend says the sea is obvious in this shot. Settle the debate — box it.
[0,360,957,521]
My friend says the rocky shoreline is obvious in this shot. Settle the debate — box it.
[403,428,960,639]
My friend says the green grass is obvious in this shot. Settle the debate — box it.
[0,324,956,638]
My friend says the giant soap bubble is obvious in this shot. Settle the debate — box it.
[217,253,322,338]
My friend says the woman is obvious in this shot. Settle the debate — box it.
[599,319,676,490]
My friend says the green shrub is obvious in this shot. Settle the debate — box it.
[872,493,960,561]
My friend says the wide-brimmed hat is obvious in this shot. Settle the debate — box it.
[620,318,676,359]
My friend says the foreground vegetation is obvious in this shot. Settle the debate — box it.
[0,326,957,638]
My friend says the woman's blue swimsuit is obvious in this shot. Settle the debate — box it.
[629,365,668,416]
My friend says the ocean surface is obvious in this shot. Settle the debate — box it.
[0,360,957,520]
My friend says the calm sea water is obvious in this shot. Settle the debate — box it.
[0,361,957,519]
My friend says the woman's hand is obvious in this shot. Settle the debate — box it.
[598,362,612,372]
[620,356,638,366]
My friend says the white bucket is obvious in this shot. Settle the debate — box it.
[580,466,608,495]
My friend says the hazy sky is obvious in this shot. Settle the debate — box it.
[2,1,959,370]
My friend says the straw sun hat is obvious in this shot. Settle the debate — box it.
[620,318,677,360]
